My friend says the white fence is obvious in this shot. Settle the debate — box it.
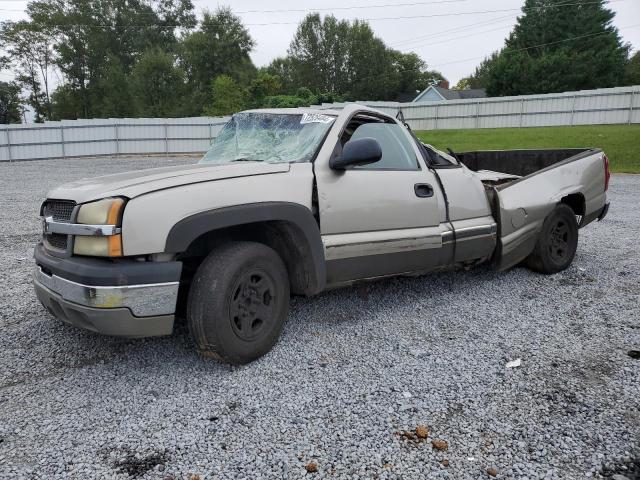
[0,116,229,162]
[311,85,640,130]
[1,85,638,162]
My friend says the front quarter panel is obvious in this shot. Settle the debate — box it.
[121,163,314,256]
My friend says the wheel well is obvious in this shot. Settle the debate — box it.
[560,193,586,217]
[178,221,318,297]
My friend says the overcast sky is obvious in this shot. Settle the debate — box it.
[1,0,639,86]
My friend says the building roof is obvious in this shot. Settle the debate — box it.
[413,86,487,102]
[395,92,420,103]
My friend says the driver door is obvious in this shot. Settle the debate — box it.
[315,113,446,285]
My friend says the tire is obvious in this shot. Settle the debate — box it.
[526,204,579,274]
[187,241,290,364]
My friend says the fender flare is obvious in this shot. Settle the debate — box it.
[164,202,326,294]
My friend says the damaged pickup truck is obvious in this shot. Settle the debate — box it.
[34,105,610,364]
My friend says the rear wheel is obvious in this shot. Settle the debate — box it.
[187,241,290,364]
[526,204,578,274]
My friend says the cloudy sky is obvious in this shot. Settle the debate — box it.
[1,0,639,86]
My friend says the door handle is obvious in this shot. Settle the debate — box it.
[414,183,434,198]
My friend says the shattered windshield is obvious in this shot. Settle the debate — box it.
[200,112,336,164]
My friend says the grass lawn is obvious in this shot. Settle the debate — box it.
[415,124,640,173]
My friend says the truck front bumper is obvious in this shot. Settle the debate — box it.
[33,243,182,337]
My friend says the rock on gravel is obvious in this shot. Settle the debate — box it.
[0,156,639,479]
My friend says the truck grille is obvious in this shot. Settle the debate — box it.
[43,200,76,222]
[42,200,76,251]
[45,233,68,250]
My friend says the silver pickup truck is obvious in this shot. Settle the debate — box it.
[34,105,610,364]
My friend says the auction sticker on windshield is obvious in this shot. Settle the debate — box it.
[300,113,335,124]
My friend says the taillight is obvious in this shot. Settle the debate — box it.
[603,154,610,191]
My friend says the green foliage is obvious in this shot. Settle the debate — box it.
[459,52,500,90]
[24,0,196,118]
[284,14,443,101]
[0,20,54,121]
[247,72,282,107]
[3,0,636,121]
[3,3,438,120]
[265,57,297,93]
[131,49,186,117]
[96,55,135,118]
[624,51,640,85]
[260,95,312,108]
[0,81,22,123]
[50,85,84,120]
[481,0,629,96]
[295,87,314,100]
[453,78,472,90]
[180,7,255,113]
[415,125,640,173]
[259,91,344,109]
[204,75,247,116]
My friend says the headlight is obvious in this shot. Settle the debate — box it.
[73,198,125,257]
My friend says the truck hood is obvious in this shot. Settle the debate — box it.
[46,161,291,204]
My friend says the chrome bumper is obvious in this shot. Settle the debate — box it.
[33,266,179,317]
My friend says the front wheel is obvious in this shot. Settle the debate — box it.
[187,241,290,364]
[526,204,578,274]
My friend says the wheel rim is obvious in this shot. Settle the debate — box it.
[228,269,277,341]
[548,219,570,263]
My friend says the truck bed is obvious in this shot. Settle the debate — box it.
[455,148,595,179]
[452,148,608,270]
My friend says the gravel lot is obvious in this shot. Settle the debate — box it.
[0,156,638,480]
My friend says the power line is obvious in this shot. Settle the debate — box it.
[390,14,516,47]
[398,22,517,51]
[1,0,626,31]
[232,0,470,14]
[430,23,640,68]
[0,0,624,28]
[390,0,622,47]
[0,0,466,15]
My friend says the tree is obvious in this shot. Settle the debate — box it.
[391,51,445,95]
[131,49,186,117]
[0,20,54,121]
[247,72,282,107]
[205,75,246,116]
[484,0,629,96]
[284,14,435,101]
[345,20,398,100]
[95,55,135,118]
[288,14,351,94]
[453,78,472,90]
[624,51,640,85]
[459,51,500,90]
[180,8,255,113]
[265,57,297,93]
[0,81,23,123]
[23,0,196,118]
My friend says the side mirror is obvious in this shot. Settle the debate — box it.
[330,137,382,170]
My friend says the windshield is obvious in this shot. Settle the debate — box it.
[200,112,336,164]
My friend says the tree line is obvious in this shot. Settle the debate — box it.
[1,0,639,124]
[454,0,639,94]
[0,0,443,123]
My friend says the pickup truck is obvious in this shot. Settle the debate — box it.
[34,105,610,364]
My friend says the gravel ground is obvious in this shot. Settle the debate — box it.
[0,156,638,480]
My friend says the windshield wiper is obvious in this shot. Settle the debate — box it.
[230,157,259,162]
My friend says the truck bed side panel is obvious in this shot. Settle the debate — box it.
[495,150,606,270]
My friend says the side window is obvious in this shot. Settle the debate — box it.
[348,122,419,170]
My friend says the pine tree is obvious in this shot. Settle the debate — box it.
[485,0,629,96]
